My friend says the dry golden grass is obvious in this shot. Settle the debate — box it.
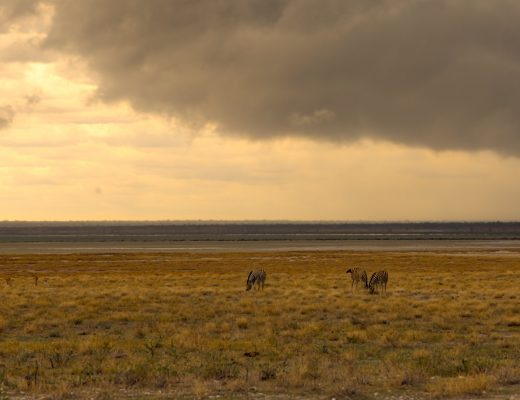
[426,374,496,397]
[0,250,519,399]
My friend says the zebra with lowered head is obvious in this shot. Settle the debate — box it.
[246,269,266,291]
[346,267,368,292]
[368,270,388,295]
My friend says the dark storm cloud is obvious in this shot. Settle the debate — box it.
[0,106,15,129]
[40,0,520,154]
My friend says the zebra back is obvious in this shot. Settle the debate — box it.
[246,269,266,291]
[346,267,368,287]
[368,270,388,294]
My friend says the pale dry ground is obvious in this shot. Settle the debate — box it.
[0,251,519,400]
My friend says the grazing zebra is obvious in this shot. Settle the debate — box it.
[346,267,368,291]
[246,269,266,291]
[368,270,389,295]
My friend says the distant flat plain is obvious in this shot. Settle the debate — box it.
[2,239,520,254]
[1,221,520,253]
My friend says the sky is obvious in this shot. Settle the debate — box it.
[1,0,520,221]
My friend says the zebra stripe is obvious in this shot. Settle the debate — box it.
[346,267,368,291]
[246,269,266,291]
[368,270,388,295]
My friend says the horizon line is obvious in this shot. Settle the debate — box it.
[1,219,520,224]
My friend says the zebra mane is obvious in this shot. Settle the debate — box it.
[246,270,253,283]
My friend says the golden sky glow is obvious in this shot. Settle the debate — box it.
[1,2,520,221]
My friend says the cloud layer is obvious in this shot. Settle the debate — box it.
[0,0,40,31]
[0,106,15,129]
[6,0,520,154]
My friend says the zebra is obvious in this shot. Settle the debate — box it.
[368,270,388,295]
[346,267,368,291]
[246,269,266,291]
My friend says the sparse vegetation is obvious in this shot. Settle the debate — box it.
[0,250,519,399]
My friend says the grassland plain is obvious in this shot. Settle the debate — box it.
[0,251,519,400]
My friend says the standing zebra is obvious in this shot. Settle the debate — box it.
[346,267,368,292]
[246,269,266,291]
[368,270,389,295]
